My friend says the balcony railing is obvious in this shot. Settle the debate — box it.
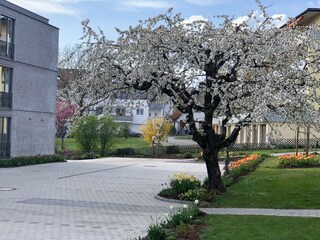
[0,40,14,59]
[0,141,10,159]
[0,92,12,109]
[113,115,133,122]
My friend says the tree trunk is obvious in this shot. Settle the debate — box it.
[203,149,225,193]
[224,147,231,176]
[61,136,65,150]
[306,126,310,157]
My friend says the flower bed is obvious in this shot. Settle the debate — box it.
[0,155,66,168]
[135,201,202,240]
[158,154,267,203]
[222,154,265,187]
[278,154,320,168]
[227,154,263,178]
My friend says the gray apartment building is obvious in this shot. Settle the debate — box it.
[0,0,58,157]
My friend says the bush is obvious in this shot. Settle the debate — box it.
[81,152,101,159]
[165,204,200,229]
[113,147,136,156]
[179,188,212,201]
[180,152,193,159]
[119,123,130,139]
[158,188,176,198]
[73,116,99,152]
[99,117,119,152]
[0,155,65,168]
[170,173,201,195]
[147,223,173,240]
[166,146,180,154]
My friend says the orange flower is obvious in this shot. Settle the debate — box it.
[278,154,315,161]
[229,154,260,170]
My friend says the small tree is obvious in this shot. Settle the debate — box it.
[73,116,99,152]
[119,123,130,139]
[140,117,172,146]
[56,100,76,150]
[99,117,119,153]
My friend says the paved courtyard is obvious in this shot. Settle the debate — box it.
[0,157,210,240]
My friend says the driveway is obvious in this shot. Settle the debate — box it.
[162,136,197,146]
[0,157,218,240]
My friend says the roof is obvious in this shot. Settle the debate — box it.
[281,8,320,28]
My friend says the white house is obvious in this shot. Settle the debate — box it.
[100,99,173,133]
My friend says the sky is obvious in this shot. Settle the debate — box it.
[6,0,320,50]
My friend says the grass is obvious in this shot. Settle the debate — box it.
[174,135,193,140]
[55,137,149,151]
[202,215,320,240]
[212,157,320,209]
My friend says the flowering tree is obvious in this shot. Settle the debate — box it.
[56,100,76,150]
[140,117,172,146]
[78,2,320,191]
[58,46,115,116]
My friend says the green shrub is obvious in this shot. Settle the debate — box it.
[73,116,99,152]
[180,152,193,159]
[166,146,180,154]
[170,173,201,195]
[113,148,136,156]
[99,117,119,152]
[147,223,173,240]
[118,123,130,139]
[80,152,101,159]
[179,188,207,201]
[0,155,65,168]
[158,188,176,198]
[165,204,200,228]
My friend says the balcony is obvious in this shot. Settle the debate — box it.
[113,115,133,122]
[0,92,12,109]
[0,40,14,59]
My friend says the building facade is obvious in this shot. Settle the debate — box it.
[106,100,173,133]
[0,0,58,157]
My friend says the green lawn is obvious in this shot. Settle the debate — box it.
[55,137,149,151]
[202,215,320,240]
[174,135,193,140]
[212,157,320,209]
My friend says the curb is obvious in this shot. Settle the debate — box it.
[154,194,193,204]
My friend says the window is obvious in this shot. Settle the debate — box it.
[0,66,12,108]
[154,112,158,117]
[0,117,10,158]
[136,108,144,115]
[116,108,126,116]
[0,15,14,59]
[95,106,103,116]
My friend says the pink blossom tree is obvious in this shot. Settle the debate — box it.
[56,100,76,150]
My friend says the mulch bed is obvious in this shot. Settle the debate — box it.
[174,212,207,240]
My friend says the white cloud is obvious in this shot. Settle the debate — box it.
[186,0,225,6]
[7,0,103,15]
[183,15,208,24]
[233,11,288,29]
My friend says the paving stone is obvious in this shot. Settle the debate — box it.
[0,157,209,240]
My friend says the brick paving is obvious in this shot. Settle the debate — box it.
[2,156,319,240]
[0,157,208,240]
